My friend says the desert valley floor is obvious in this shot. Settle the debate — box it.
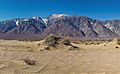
[0,38,119,74]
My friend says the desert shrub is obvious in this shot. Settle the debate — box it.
[108,39,112,42]
[24,59,36,65]
[94,42,100,45]
[104,44,106,46]
[44,35,61,47]
[117,42,120,45]
[85,42,93,45]
[113,38,120,45]
[84,42,88,45]
[40,49,43,52]
[44,46,51,50]
[69,46,79,51]
[62,39,72,46]
[37,43,40,46]
[117,40,120,45]
[27,49,34,52]
[73,41,81,44]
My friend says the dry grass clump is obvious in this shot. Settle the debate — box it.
[44,46,51,50]
[62,39,72,46]
[104,44,106,46]
[61,39,79,50]
[73,41,81,44]
[62,39,79,51]
[44,35,61,47]
[43,35,80,51]
[117,39,120,45]
[93,42,100,45]
[68,46,79,51]
[85,41,94,45]
[37,43,41,46]
[27,49,34,52]
[108,39,112,42]
[44,35,73,47]
[84,40,108,45]
[112,38,120,45]
[24,59,37,65]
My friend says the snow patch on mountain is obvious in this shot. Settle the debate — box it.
[104,23,114,30]
[50,14,68,19]
[16,20,19,26]
[32,17,40,20]
[24,19,29,21]
[42,19,48,25]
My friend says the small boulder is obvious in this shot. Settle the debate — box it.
[24,59,37,65]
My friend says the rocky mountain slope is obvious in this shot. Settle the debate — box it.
[43,14,118,38]
[0,14,119,40]
[103,20,120,35]
[0,17,46,35]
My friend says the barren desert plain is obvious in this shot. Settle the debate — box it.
[0,36,119,74]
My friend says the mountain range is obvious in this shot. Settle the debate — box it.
[0,14,119,40]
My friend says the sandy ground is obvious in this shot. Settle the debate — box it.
[0,40,119,74]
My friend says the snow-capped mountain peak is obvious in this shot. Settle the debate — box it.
[49,14,68,19]
[32,16,40,20]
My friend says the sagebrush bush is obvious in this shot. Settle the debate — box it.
[44,35,61,47]
[62,39,72,46]
[69,45,79,51]
[117,40,120,45]
[44,46,51,50]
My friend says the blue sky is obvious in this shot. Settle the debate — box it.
[0,0,120,20]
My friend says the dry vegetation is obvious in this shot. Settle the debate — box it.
[0,37,119,73]
[116,39,120,45]
[43,35,79,51]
